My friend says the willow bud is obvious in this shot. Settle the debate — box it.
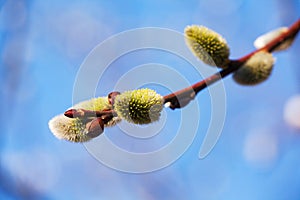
[254,27,295,52]
[114,88,163,124]
[233,51,275,85]
[49,96,121,142]
[185,25,230,68]
[48,115,93,142]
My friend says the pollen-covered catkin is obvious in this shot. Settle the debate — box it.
[185,25,230,68]
[114,89,164,124]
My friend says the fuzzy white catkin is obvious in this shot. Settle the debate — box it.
[48,115,91,142]
[254,27,295,52]
[48,96,121,142]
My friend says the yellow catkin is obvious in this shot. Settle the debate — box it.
[185,25,230,68]
[114,89,163,124]
[233,51,275,85]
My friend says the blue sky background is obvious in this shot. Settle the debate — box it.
[1,0,300,199]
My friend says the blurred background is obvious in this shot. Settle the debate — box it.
[1,0,300,199]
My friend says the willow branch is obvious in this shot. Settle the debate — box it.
[163,18,300,110]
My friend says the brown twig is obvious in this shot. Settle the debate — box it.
[64,108,117,124]
[163,18,300,110]
[64,108,115,118]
